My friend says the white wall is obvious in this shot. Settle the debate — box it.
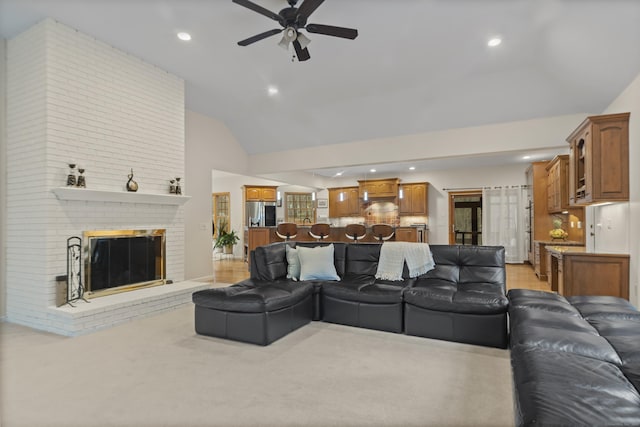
[6,19,186,333]
[185,110,249,279]
[248,114,587,174]
[602,72,640,307]
[0,38,7,320]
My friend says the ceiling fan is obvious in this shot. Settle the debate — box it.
[232,0,358,61]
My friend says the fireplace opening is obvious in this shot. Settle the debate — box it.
[84,229,166,297]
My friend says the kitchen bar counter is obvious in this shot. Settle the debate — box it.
[546,246,630,299]
[532,240,585,280]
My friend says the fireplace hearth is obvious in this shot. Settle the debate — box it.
[84,229,166,297]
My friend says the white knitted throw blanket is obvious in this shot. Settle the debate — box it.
[375,242,435,281]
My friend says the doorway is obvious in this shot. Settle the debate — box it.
[448,191,483,245]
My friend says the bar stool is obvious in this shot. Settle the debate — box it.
[309,223,331,241]
[371,224,395,241]
[276,223,298,241]
[345,224,366,243]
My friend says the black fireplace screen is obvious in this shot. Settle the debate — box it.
[85,230,165,294]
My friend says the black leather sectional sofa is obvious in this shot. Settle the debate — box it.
[192,242,508,348]
[508,289,640,426]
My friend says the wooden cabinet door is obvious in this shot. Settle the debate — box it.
[261,188,276,202]
[246,187,262,201]
[411,183,428,215]
[395,227,417,242]
[328,188,340,217]
[563,254,629,299]
[346,187,360,216]
[399,185,412,215]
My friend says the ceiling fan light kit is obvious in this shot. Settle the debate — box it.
[232,0,358,61]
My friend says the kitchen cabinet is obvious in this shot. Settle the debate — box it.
[328,187,360,217]
[567,112,629,205]
[399,182,428,215]
[358,178,399,199]
[546,155,570,213]
[548,247,630,299]
[395,227,418,242]
[245,186,277,202]
[246,227,271,264]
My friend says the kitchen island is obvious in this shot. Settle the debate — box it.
[546,245,630,299]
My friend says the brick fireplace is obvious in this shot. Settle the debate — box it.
[5,19,208,335]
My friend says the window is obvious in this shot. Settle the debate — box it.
[285,192,315,225]
[212,192,230,238]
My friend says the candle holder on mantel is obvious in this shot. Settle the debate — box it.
[175,177,182,195]
[76,168,86,188]
[66,164,77,187]
[169,179,176,194]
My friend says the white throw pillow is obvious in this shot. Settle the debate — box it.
[297,244,341,281]
[285,245,300,281]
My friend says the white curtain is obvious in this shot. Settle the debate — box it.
[482,186,526,263]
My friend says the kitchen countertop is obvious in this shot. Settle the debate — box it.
[546,246,630,257]
[533,240,584,246]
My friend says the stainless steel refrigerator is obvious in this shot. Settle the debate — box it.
[246,201,277,227]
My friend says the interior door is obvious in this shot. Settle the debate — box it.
[448,190,483,245]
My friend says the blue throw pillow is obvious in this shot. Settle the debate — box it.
[285,245,300,281]
[297,244,341,281]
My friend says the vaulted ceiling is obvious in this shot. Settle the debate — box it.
[2,0,640,173]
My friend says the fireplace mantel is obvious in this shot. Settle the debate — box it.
[52,187,191,205]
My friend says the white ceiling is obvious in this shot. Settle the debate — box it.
[2,0,640,175]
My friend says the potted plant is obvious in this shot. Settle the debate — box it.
[214,229,240,254]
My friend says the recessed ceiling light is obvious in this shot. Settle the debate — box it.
[409,166,416,170]
[267,86,279,96]
[488,37,502,47]
[522,155,531,160]
[335,171,343,176]
[177,32,192,41]
[370,169,376,173]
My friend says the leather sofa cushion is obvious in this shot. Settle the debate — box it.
[510,323,622,365]
[569,295,640,321]
[508,289,581,315]
[404,281,508,314]
[511,346,640,426]
[509,306,597,335]
[322,279,405,304]
[253,243,288,281]
[192,279,313,313]
[345,243,411,279]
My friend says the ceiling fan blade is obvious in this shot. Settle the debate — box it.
[232,0,283,23]
[238,28,283,46]
[293,39,310,61]
[296,0,324,21]
[306,23,358,40]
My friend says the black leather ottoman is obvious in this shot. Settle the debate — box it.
[192,279,314,345]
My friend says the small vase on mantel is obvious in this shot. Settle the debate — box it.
[126,169,138,192]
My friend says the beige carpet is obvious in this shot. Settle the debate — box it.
[1,305,514,427]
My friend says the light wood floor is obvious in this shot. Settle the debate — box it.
[206,258,551,292]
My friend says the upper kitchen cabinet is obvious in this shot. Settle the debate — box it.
[328,187,360,217]
[567,113,630,205]
[244,186,278,202]
[546,155,570,213]
[358,178,399,199]
[399,182,429,216]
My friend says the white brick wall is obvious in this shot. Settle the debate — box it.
[6,19,187,334]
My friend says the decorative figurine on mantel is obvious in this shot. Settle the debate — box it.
[169,179,176,194]
[66,164,77,186]
[76,168,86,188]
[126,168,138,192]
[175,177,182,195]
